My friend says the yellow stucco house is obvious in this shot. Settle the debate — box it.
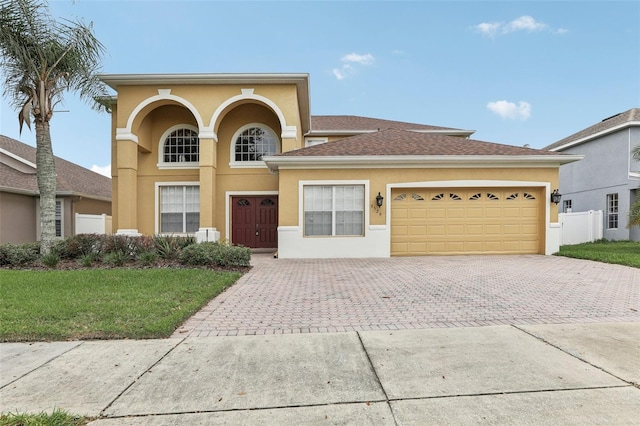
[100,73,581,258]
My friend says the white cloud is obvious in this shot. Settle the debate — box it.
[475,22,501,37]
[332,52,374,80]
[474,16,563,37]
[91,164,111,178]
[487,100,532,120]
[341,52,375,65]
[504,16,547,33]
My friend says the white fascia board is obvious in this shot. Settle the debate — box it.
[263,154,584,171]
[0,186,38,196]
[99,73,309,89]
[0,147,37,170]
[549,122,640,152]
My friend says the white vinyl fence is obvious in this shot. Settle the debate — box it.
[75,213,112,235]
[559,210,603,246]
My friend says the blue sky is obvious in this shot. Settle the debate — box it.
[1,0,638,177]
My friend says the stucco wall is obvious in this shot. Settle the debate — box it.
[275,166,559,258]
[111,83,298,236]
[0,192,37,244]
[277,167,559,226]
[558,127,640,240]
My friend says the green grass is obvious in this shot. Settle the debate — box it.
[0,409,89,425]
[0,268,241,342]
[556,240,640,268]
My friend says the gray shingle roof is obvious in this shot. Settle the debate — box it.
[278,128,560,157]
[0,135,111,199]
[545,108,640,151]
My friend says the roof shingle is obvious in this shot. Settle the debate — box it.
[545,108,640,151]
[310,115,463,132]
[0,135,111,199]
[278,128,560,157]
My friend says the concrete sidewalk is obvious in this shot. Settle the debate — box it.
[2,322,639,424]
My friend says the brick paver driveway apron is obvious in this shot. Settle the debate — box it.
[174,254,640,337]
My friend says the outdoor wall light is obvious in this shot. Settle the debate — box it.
[376,192,384,207]
[550,189,562,204]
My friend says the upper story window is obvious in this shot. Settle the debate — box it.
[158,125,199,168]
[231,124,279,167]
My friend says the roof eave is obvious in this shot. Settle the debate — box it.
[98,72,311,135]
[263,154,584,172]
[548,121,640,151]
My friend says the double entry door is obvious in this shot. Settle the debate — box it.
[231,196,278,249]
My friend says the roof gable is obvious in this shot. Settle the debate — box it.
[545,108,640,151]
[0,135,112,200]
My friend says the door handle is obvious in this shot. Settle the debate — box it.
[256,222,259,236]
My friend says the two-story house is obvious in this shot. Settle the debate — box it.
[545,108,640,241]
[100,73,580,258]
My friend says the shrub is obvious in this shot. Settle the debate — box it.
[52,234,103,259]
[102,235,138,258]
[40,252,60,268]
[102,251,128,267]
[77,253,98,267]
[137,250,158,266]
[179,243,215,266]
[0,242,40,267]
[154,235,194,260]
[179,242,251,268]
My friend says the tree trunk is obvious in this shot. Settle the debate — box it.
[35,119,57,255]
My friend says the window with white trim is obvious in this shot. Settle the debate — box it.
[159,185,200,233]
[606,193,618,229]
[159,126,199,166]
[304,185,364,237]
[232,124,278,164]
[563,199,572,213]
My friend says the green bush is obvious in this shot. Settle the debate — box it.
[77,253,97,267]
[40,252,60,268]
[179,242,251,268]
[0,242,40,267]
[154,235,195,260]
[102,251,128,267]
[51,234,103,259]
[137,250,158,266]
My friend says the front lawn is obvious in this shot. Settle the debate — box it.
[0,268,240,342]
[556,240,640,268]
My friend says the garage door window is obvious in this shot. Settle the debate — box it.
[304,185,364,236]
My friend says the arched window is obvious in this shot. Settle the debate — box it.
[231,124,279,165]
[159,126,199,165]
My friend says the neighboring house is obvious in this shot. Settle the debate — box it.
[100,73,580,258]
[0,135,112,244]
[545,108,640,241]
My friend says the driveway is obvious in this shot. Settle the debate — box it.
[174,254,640,337]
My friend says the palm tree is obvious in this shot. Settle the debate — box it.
[630,144,640,228]
[0,0,109,253]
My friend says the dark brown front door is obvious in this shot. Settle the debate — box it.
[231,196,278,248]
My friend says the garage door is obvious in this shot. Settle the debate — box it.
[391,188,542,255]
